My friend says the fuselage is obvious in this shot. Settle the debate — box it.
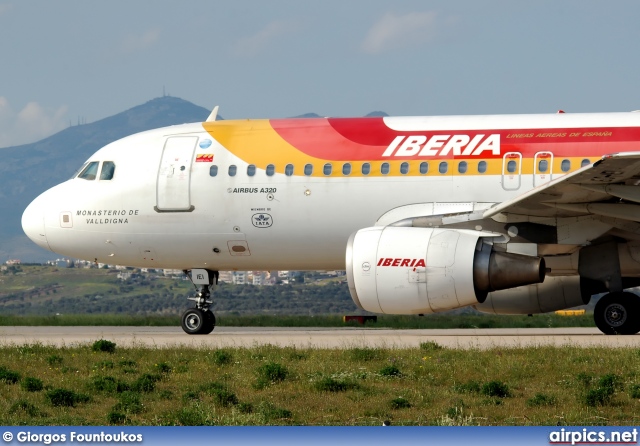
[22,112,640,271]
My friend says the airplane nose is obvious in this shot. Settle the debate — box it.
[22,195,51,251]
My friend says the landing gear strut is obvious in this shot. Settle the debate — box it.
[594,291,640,335]
[579,239,640,335]
[181,269,218,335]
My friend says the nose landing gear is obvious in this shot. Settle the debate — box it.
[181,269,218,335]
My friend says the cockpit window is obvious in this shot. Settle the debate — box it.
[100,161,116,180]
[77,161,99,180]
[71,162,88,179]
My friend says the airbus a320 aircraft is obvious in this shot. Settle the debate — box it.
[21,107,640,335]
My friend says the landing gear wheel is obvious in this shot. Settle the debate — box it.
[181,269,219,335]
[202,310,216,335]
[594,292,640,335]
[181,308,208,335]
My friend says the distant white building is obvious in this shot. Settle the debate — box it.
[218,271,233,283]
[252,271,268,285]
[232,271,247,285]
[163,269,183,277]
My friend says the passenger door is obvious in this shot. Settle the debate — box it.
[156,136,197,212]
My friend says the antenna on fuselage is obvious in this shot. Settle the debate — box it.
[206,105,220,122]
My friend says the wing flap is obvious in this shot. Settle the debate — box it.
[484,152,640,220]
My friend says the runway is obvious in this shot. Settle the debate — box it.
[1,326,640,349]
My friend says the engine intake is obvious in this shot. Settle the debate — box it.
[346,227,546,314]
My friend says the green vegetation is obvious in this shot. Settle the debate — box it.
[350,347,385,361]
[390,397,412,409]
[313,376,360,392]
[526,393,557,407]
[0,265,356,316]
[45,388,90,407]
[0,366,21,384]
[92,339,117,353]
[583,374,622,407]
[20,377,44,392]
[0,266,596,329]
[255,362,289,389]
[481,381,511,398]
[2,343,640,425]
[379,364,402,377]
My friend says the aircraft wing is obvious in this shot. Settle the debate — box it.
[483,152,640,221]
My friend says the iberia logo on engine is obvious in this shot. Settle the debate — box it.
[377,258,426,267]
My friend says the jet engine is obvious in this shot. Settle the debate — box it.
[474,276,589,314]
[345,227,545,314]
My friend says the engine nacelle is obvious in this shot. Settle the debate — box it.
[474,276,589,314]
[346,227,545,314]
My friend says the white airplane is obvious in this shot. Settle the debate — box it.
[21,108,640,335]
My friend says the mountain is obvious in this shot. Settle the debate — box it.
[292,112,322,118]
[365,111,389,117]
[0,97,388,262]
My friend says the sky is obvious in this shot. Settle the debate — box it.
[1,0,640,147]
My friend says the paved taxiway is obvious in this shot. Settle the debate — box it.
[1,326,639,349]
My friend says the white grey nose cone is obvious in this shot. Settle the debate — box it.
[22,195,51,251]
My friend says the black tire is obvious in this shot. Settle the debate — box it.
[201,310,216,335]
[594,292,640,335]
[181,308,207,335]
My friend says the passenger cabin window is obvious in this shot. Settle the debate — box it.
[361,163,371,175]
[323,163,332,176]
[439,162,448,174]
[209,165,218,177]
[561,159,571,172]
[381,163,390,175]
[100,161,116,180]
[304,164,313,176]
[342,163,351,175]
[538,159,549,173]
[419,162,429,174]
[77,161,99,180]
[478,161,487,174]
[458,161,467,174]
[581,159,590,168]
[506,160,517,173]
[228,165,237,177]
[285,164,294,176]
[266,164,275,176]
[247,165,256,176]
[400,162,409,175]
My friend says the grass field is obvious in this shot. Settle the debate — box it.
[1,341,638,426]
